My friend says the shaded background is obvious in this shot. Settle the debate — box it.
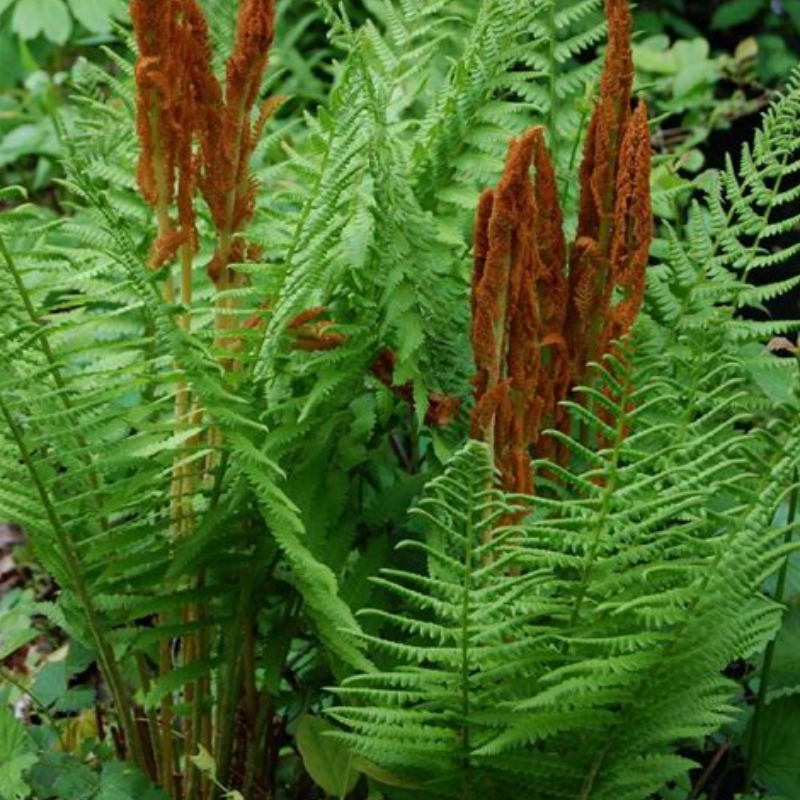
[1,0,799,195]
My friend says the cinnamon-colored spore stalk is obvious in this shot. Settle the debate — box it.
[132,0,277,286]
[470,0,652,492]
[471,130,568,494]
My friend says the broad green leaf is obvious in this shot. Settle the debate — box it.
[0,590,38,661]
[765,603,800,702]
[67,0,120,32]
[296,715,359,798]
[52,762,97,800]
[711,0,767,29]
[190,745,217,780]
[786,1,800,33]
[11,0,72,44]
[352,755,420,789]
[746,695,800,799]
[0,705,35,800]
[98,762,168,800]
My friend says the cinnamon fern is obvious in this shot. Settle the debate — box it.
[0,1,798,799]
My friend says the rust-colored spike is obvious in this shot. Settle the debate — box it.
[532,132,566,293]
[602,100,652,349]
[198,0,277,285]
[470,128,557,494]
[470,0,651,487]
[149,229,191,272]
[288,307,330,330]
[227,0,276,110]
[292,323,348,352]
[564,0,643,388]
[530,131,570,448]
[472,189,495,325]
[132,0,220,270]
[470,130,537,398]
[575,0,635,246]
[133,0,275,282]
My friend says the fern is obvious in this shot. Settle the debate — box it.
[648,68,800,343]
[331,345,800,799]
[2,2,798,798]
[332,441,530,797]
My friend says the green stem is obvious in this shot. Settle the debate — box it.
[546,0,558,156]
[459,476,476,800]
[214,546,276,791]
[570,367,633,627]
[744,472,799,792]
[0,392,147,771]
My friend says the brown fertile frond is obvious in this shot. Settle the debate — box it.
[574,0,634,245]
[565,0,648,388]
[470,129,537,403]
[470,0,652,484]
[292,323,348,352]
[532,134,566,303]
[285,307,348,351]
[132,0,276,285]
[228,0,276,110]
[470,128,570,494]
[198,0,276,285]
[132,0,220,270]
[603,100,653,347]
[530,133,570,460]
[288,307,330,330]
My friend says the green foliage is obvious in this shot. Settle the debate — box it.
[635,0,800,84]
[0,704,36,800]
[0,0,124,46]
[332,342,800,798]
[0,1,799,798]
[296,715,361,797]
[647,68,800,346]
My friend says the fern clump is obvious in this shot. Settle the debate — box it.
[1,0,799,798]
[333,349,799,799]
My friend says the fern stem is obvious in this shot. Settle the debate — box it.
[159,636,178,798]
[744,472,799,792]
[136,653,164,785]
[242,685,273,797]
[0,391,147,773]
[215,546,274,792]
[563,92,593,211]
[459,470,476,800]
